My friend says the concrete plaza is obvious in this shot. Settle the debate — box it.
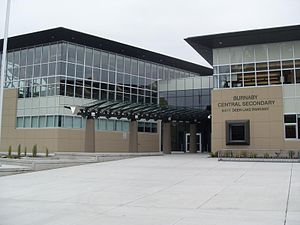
[0,154,299,225]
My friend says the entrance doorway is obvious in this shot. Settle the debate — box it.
[185,133,202,152]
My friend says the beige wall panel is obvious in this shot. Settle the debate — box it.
[138,133,159,152]
[212,122,223,139]
[212,86,287,152]
[95,131,129,152]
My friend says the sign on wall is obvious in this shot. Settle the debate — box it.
[217,95,276,113]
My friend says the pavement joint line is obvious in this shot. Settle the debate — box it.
[196,162,256,209]
[94,161,219,216]
[283,163,294,225]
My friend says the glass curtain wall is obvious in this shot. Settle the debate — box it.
[213,41,300,89]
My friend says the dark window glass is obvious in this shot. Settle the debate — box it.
[269,70,281,85]
[117,73,123,84]
[59,62,66,75]
[124,57,131,74]
[151,64,157,80]
[66,85,74,96]
[49,45,57,62]
[59,84,65,95]
[124,87,130,93]
[27,48,34,65]
[76,46,84,64]
[14,51,20,66]
[101,83,107,90]
[145,122,151,132]
[230,125,245,140]
[282,60,294,69]
[117,85,124,92]
[102,69,109,83]
[108,92,115,101]
[93,68,100,81]
[58,43,67,61]
[284,114,296,123]
[116,55,124,72]
[20,50,27,66]
[124,93,130,102]
[138,95,144,104]
[41,46,49,63]
[84,87,91,99]
[138,122,144,132]
[231,64,242,73]
[34,47,42,64]
[132,88,137,94]
[296,69,300,83]
[85,67,93,80]
[131,76,138,87]
[138,61,145,77]
[67,63,75,77]
[139,77,145,88]
[92,88,99,100]
[298,116,300,139]
[283,70,295,84]
[109,84,115,91]
[41,64,48,77]
[131,59,138,75]
[76,65,84,78]
[101,90,107,100]
[131,94,137,103]
[285,125,296,138]
[108,54,116,71]
[124,74,130,86]
[243,63,255,72]
[85,48,93,67]
[295,60,300,68]
[145,63,151,78]
[67,44,76,63]
[219,65,230,73]
[93,50,101,68]
[66,77,74,85]
[75,86,82,97]
[257,72,269,86]
[101,52,109,69]
[256,62,268,71]
[26,66,33,79]
[116,92,123,101]
[152,97,157,104]
[269,61,280,70]
[49,63,56,75]
[33,65,40,77]
[231,73,243,87]
[108,71,115,83]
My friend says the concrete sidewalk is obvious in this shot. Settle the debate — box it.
[0,154,299,225]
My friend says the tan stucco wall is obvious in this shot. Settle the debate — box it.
[212,86,288,152]
[1,89,160,153]
[138,133,160,152]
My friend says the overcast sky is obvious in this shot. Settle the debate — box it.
[1,0,300,67]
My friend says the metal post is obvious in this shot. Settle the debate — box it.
[0,0,11,145]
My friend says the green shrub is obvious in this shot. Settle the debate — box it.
[240,151,248,158]
[32,144,37,157]
[24,147,27,156]
[264,152,269,158]
[17,144,21,157]
[250,152,257,158]
[46,147,49,157]
[210,151,217,158]
[8,145,12,158]
[288,151,295,159]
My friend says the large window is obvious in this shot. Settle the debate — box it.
[226,120,250,145]
[284,114,300,139]
[213,41,300,89]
